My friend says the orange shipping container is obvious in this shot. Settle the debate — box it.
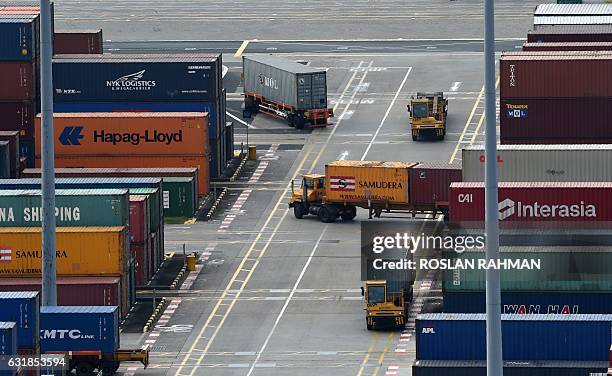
[35,112,209,156]
[325,161,416,205]
[0,227,129,277]
[38,155,210,196]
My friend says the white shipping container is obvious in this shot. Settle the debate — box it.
[462,144,612,182]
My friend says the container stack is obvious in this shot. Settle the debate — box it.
[0,292,40,355]
[51,53,231,181]
[0,131,21,178]
[53,29,103,54]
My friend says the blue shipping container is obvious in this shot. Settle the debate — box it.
[416,313,612,361]
[0,292,39,350]
[19,140,34,168]
[412,360,610,376]
[52,101,222,140]
[52,55,221,103]
[0,16,37,61]
[0,322,17,355]
[444,291,612,314]
[0,177,162,191]
[40,306,119,354]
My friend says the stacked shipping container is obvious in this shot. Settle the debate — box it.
[53,29,103,54]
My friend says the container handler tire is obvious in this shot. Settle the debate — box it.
[294,205,305,219]
[341,206,357,221]
[367,323,373,330]
[295,114,306,129]
[412,134,418,141]
[75,362,94,376]
[287,114,295,127]
[101,361,119,376]
[318,206,337,223]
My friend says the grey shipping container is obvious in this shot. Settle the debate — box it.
[0,141,10,178]
[534,4,612,16]
[412,360,609,376]
[0,131,20,177]
[244,55,328,110]
[527,25,612,42]
[534,15,612,28]
[52,54,222,103]
[462,144,612,181]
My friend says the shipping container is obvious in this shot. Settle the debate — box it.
[0,141,10,178]
[0,176,162,191]
[0,292,39,350]
[0,16,37,61]
[0,62,35,100]
[0,102,35,139]
[162,177,197,219]
[53,29,102,54]
[243,55,329,110]
[0,226,129,276]
[528,25,612,42]
[0,277,127,319]
[0,322,17,355]
[450,182,612,225]
[52,54,221,103]
[409,163,461,205]
[500,98,612,144]
[129,188,162,235]
[40,306,119,354]
[0,189,130,227]
[462,144,612,181]
[19,139,33,168]
[35,112,209,157]
[0,131,20,177]
[416,313,612,361]
[500,52,612,98]
[129,195,148,243]
[131,242,148,286]
[52,100,222,141]
[534,15,612,28]
[324,161,417,205]
[523,41,612,50]
[412,360,609,376]
[535,3,612,16]
[46,155,209,196]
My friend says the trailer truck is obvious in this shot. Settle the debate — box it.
[289,161,461,222]
[243,55,334,129]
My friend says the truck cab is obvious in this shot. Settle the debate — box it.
[408,92,448,141]
[289,174,357,222]
[364,280,408,330]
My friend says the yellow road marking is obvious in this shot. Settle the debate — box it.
[470,77,500,144]
[449,84,484,164]
[356,332,380,376]
[372,333,394,376]
[234,40,250,57]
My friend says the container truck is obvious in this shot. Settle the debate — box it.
[40,306,149,376]
[289,161,461,222]
[242,55,333,129]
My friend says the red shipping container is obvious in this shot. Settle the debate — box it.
[500,98,612,144]
[0,62,35,100]
[0,276,126,317]
[54,29,103,54]
[131,242,149,286]
[409,162,462,205]
[450,182,612,226]
[147,232,154,281]
[129,195,149,243]
[500,53,612,99]
[0,101,35,138]
[523,41,612,51]
[528,25,612,43]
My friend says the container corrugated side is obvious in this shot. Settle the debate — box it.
[130,189,161,234]
[0,101,35,139]
[162,177,196,219]
[53,29,102,54]
[0,131,20,176]
[0,17,37,61]
[449,182,612,225]
[0,291,39,350]
[528,25,612,42]
[0,322,17,355]
[409,163,461,205]
[412,360,609,376]
[0,141,10,178]
[523,41,612,51]
[462,144,612,182]
[0,62,35,100]
[324,161,415,205]
[0,189,130,227]
[416,313,612,361]
[40,306,119,354]
[129,195,147,243]
[0,226,129,276]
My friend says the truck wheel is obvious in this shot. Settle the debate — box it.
[367,323,373,330]
[251,101,260,114]
[287,114,295,127]
[318,206,336,223]
[341,206,357,221]
[412,134,418,141]
[75,362,94,376]
[101,361,118,376]
[294,205,305,219]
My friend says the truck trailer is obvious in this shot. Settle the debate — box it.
[289,161,461,222]
[243,55,333,129]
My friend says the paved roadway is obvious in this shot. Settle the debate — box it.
[117,50,498,376]
[54,0,543,41]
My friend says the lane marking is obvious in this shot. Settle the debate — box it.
[246,228,328,375]
[356,332,380,376]
[470,77,500,144]
[449,84,485,163]
[373,333,394,376]
[450,81,462,91]
[361,67,412,160]
[227,111,256,129]
[234,39,250,57]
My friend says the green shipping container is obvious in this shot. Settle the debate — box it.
[129,188,162,233]
[0,189,129,227]
[443,246,612,292]
[162,177,197,220]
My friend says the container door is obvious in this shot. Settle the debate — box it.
[312,72,327,109]
[297,74,313,109]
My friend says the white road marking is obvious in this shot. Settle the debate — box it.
[450,81,462,91]
[226,111,256,129]
[361,67,412,160]
[245,228,328,376]
[338,151,349,160]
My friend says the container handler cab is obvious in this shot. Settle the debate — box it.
[290,174,358,223]
[408,92,448,141]
[363,278,413,330]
